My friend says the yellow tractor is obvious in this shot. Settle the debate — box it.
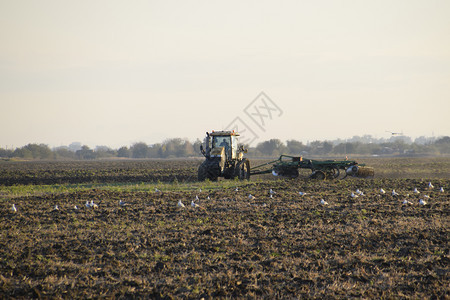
[198,131,250,181]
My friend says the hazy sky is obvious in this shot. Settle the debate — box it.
[1,0,449,148]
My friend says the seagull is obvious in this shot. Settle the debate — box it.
[248,194,255,200]
[380,188,386,194]
[269,189,276,195]
[195,195,199,201]
[402,199,413,205]
[423,195,430,199]
[413,188,420,194]
[119,200,128,206]
[392,190,399,196]
[85,201,91,208]
[191,200,200,208]
[269,194,273,199]
[440,187,444,193]
[74,205,79,210]
[235,187,239,192]
[155,188,161,193]
[350,192,358,198]
[177,200,185,208]
[199,189,202,192]
[428,182,434,189]
[54,205,59,211]
[207,196,210,200]
[90,200,98,209]
[320,199,329,205]
[299,191,307,196]
[355,189,363,195]
[11,204,17,212]
[419,199,427,205]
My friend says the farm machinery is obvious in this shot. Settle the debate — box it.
[198,130,374,181]
[198,130,250,181]
[250,155,374,180]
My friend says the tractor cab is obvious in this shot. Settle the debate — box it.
[211,134,238,160]
[203,131,241,160]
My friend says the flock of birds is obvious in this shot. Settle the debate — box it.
[176,182,444,210]
[9,182,445,213]
[326,181,443,207]
[177,195,202,209]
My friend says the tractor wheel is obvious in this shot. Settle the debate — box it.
[310,170,326,180]
[197,162,208,181]
[207,169,219,181]
[236,159,250,180]
[198,161,219,181]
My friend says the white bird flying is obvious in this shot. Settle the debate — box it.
[351,192,358,198]
[413,188,420,194]
[380,188,386,194]
[439,187,444,193]
[419,199,427,205]
[177,200,185,208]
[11,204,17,212]
[428,182,434,189]
[392,190,399,196]
[320,199,329,205]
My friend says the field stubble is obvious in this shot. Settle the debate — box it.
[0,157,449,298]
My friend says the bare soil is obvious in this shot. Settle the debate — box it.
[0,158,449,298]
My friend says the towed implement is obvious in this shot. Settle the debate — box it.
[251,155,374,180]
[198,130,374,181]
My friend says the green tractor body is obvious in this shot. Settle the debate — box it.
[198,131,250,181]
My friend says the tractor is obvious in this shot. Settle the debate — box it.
[198,130,250,181]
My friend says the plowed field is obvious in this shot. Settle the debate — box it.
[1,158,449,298]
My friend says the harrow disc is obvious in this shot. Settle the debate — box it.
[327,167,340,179]
[310,170,326,180]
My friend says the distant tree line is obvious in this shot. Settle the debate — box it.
[1,136,449,160]
[248,136,450,157]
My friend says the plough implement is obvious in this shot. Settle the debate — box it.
[250,155,374,180]
[197,130,374,181]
